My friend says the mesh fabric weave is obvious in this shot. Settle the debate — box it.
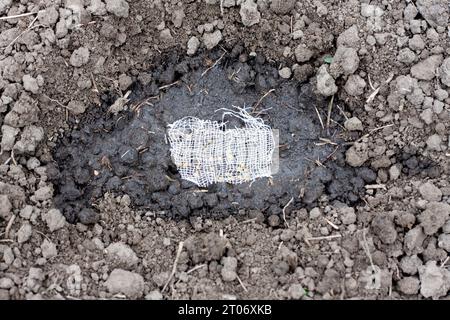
[167,108,275,187]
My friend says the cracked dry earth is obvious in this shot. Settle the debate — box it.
[1,0,450,300]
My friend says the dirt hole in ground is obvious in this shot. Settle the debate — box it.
[48,50,377,224]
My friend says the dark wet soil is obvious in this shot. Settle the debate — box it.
[49,51,376,224]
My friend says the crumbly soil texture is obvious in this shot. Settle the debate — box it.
[51,51,371,224]
[0,0,450,300]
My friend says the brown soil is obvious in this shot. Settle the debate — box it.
[0,0,449,300]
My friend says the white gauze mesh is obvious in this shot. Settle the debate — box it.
[167,107,275,187]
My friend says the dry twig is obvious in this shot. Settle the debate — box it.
[90,73,99,93]
[10,149,17,166]
[282,197,294,228]
[0,11,42,20]
[201,51,226,77]
[5,15,39,49]
[335,104,349,121]
[314,106,325,130]
[365,184,387,190]
[324,218,339,230]
[366,73,394,104]
[236,275,248,293]
[4,215,16,239]
[369,123,394,134]
[162,241,184,293]
[252,88,275,112]
[326,95,334,131]
[240,218,257,224]
[315,137,338,146]
[440,256,449,268]
[323,146,340,163]
[35,230,51,241]
[159,81,180,91]
[352,123,395,145]
[361,229,376,273]
[42,94,67,109]
[306,234,341,241]
[187,264,207,274]
[220,0,224,16]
